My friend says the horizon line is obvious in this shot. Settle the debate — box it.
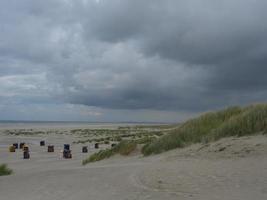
[0,120,172,124]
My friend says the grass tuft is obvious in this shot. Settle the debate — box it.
[82,149,114,164]
[113,140,137,156]
[82,140,137,165]
[0,164,13,176]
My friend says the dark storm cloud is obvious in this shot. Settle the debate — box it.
[87,2,267,78]
[1,0,267,117]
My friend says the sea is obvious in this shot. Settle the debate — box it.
[0,121,164,130]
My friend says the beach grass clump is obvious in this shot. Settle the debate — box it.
[104,140,110,144]
[135,136,157,144]
[141,133,184,155]
[142,104,267,156]
[204,104,267,142]
[82,140,137,165]
[82,149,114,164]
[114,136,122,142]
[0,164,13,176]
[113,140,137,155]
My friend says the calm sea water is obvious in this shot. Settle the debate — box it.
[0,121,161,129]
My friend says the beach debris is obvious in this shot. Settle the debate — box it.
[63,149,72,159]
[9,145,16,152]
[94,143,99,149]
[19,143,25,149]
[82,146,88,153]
[48,145,54,152]
[13,143,18,149]
[40,141,45,146]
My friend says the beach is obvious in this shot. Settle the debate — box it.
[1,124,267,200]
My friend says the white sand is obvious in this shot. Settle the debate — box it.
[1,131,267,200]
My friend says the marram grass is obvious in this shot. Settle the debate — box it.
[142,104,267,156]
[82,140,137,165]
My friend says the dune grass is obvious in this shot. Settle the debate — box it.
[204,104,267,141]
[134,136,157,144]
[142,104,267,156]
[0,164,13,176]
[82,148,114,164]
[82,140,137,165]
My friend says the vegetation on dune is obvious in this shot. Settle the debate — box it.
[73,126,166,145]
[205,104,267,142]
[134,136,157,144]
[82,140,137,165]
[82,148,114,164]
[0,164,13,176]
[142,104,267,156]
[114,140,137,156]
[78,125,170,164]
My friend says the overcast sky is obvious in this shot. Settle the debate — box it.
[0,0,267,122]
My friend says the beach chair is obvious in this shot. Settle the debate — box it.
[94,143,99,149]
[63,149,72,159]
[9,145,16,152]
[19,143,25,149]
[64,144,70,150]
[23,145,29,152]
[48,145,54,152]
[23,151,30,159]
[82,146,88,153]
[13,143,18,149]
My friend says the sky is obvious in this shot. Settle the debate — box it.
[0,0,267,122]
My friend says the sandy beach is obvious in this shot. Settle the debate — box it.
[1,126,267,200]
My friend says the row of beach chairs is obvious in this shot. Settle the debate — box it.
[8,141,115,159]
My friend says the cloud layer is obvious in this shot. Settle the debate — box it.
[1,0,267,121]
